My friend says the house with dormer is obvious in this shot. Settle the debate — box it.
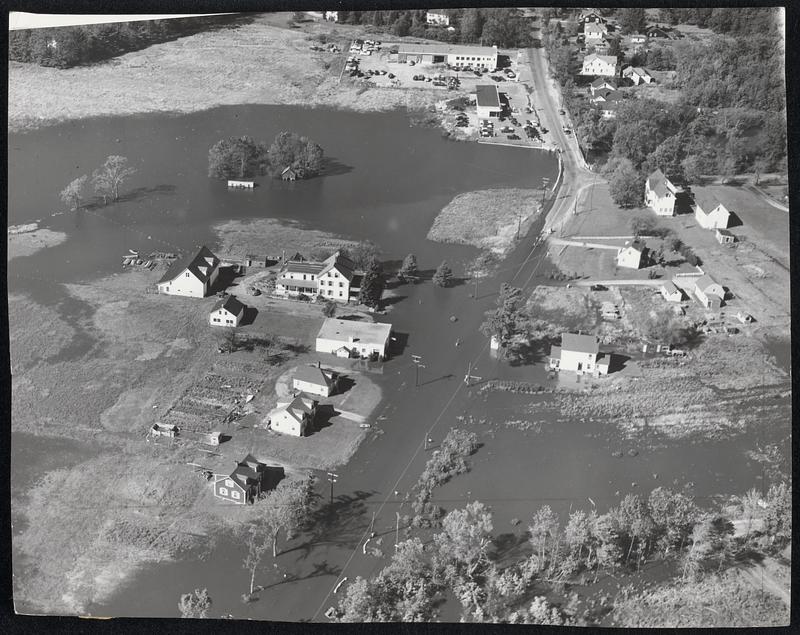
[584,21,609,43]
[275,251,361,303]
[268,394,317,437]
[157,245,219,297]
[645,169,678,216]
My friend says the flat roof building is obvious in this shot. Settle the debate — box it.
[397,44,498,69]
[316,318,392,360]
[476,84,502,119]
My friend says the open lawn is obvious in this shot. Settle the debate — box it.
[8,228,68,260]
[427,189,543,256]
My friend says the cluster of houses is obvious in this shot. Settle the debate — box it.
[267,362,338,437]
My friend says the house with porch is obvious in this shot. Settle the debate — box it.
[548,332,610,376]
[157,246,220,298]
[292,364,337,398]
[580,53,618,77]
[694,189,733,229]
[268,395,317,437]
[616,240,645,269]
[694,275,726,309]
[275,251,361,303]
[209,295,246,327]
[316,318,392,360]
[645,169,678,216]
[213,454,267,505]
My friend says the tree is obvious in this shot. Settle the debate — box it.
[397,253,418,282]
[323,301,337,318]
[617,8,646,34]
[267,131,324,178]
[681,514,734,579]
[459,9,485,43]
[605,157,644,208]
[434,501,494,580]
[59,174,88,210]
[91,155,136,203]
[218,327,240,353]
[239,522,271,596]
[432,261,454,287]
[528,505,559,571]
[358,257,384,308]
[208,136,268,179]
[762,482,791,544]
[392,14,411,37]
[564,509,592,561]
[647,488,698,555]
[349,241,380,271]
[178,588,211,618]
[629,214,657,237]
[479,284,527,356]
[647,135,686,181]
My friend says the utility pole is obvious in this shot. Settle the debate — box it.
[327,471,338,504]
[395,511,400,549]
[541,177,550,206]
[516,212,522,239]
[369,511,376,536]
[411,355,424,388]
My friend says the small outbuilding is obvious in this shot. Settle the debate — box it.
[209,295,246,327]
[716,228,736,244]
[281,166,298,181]
[659,281,684,303]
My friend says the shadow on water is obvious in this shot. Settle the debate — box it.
[320,157,354,178]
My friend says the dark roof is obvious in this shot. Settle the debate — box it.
[596,88,623,102]
[320,251,356,280]
[212,295,246,316]
[158,245,218,284]
[476,84,501,109]
[549,345,562,359]
[229,454,265,489]
[591,77,616,88]
[283,261,326,275]
[561,333,600,355]
[693,189,724,215]
[716,228,734,236]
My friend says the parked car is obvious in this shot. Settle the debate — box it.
[408,60,415,66]
[387,73,395,79]
[505,70,516,78]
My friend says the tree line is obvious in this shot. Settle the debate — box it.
[332,8,533,48]
[208,132,324,181]
[331,481,791,624]
[9,15,249,68]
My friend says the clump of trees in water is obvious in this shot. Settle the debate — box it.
[9,15,250,68]
[59,154,137,209]
[208,132,324,180]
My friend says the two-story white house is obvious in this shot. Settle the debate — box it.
[645,169,678,216]
[268,395,317,437]
[580,53,618,77]
[157,246,220,297]
[693,190,733,229]
[548,332,610,376]
[584,21,608,43]
[426,11,450,26]
[275,251,360,303]
[292,364,337,398]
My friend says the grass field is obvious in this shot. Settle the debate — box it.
[427,189,543,256]
[8,228,68,260]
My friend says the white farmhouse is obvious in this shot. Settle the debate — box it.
[616,240,645,269]
[580,53,618,77]
[548,332,610,376]
[268,395,317,437]
[157,245,219,297]
[693,189,733,229]
[645,169,678,216]
[316,318,392,360]
[275,251,360,303]
[209,295,246,327]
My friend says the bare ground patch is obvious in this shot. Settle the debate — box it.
[8,228,68,260]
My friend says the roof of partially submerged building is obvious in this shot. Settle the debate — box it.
[158,245,218,284]
[317,318,392,346]
[561,333,600,355]
[476,84,501,109]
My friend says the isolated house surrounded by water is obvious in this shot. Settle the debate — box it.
[157,246,219,297]
[268,395,317,437]
[316,318,392,360]
[209,295,246,327]
[292,364,336,397]
[476,84,502,119]
[616,240,645,269]
[694,189,733,229]
[645,169,678,216]
[214,454,267,505]
[549,333,610,376]
[275,251,360,303]
[694,275,725,309]
[281,166,297,181]
[580,53,618,77]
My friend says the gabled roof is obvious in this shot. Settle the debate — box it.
[621,239,645,253]
[283,261,326,275]
[585,22,607,34]
[695,275,723,296]
[319,251,356,280]
[212,295,246,316]
[561,333,600,355]
[584,53,617,66]
[693,189,725,215]
[647,169,675,198]
[591,77,616,88]
[282,165,296,175]
[293,365,334,388]
[158,245,218,284]
[476,84,501,109]
[595,88,623,102]
[228,454,265,489]
[549,345,562,359]
[716,228,734,237]
[660,280,680,294]
[624,65,651,78]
